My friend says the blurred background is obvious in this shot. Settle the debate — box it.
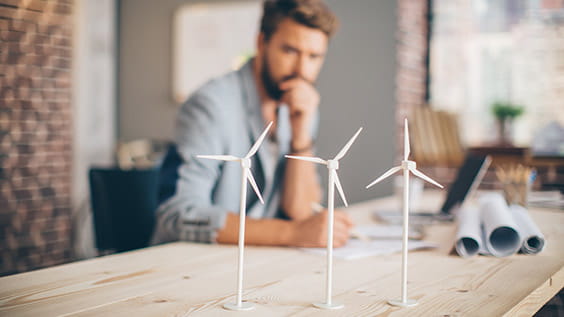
[1,0,563,280]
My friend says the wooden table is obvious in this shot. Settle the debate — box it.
[1,193,563,316]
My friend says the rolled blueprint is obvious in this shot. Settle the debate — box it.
[480,193,521,257]
[455,207,482,257]
[510,204,545,254]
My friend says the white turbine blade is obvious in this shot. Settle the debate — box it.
[333,127,363,161]
[404,118,410,160]
[332,169,348,207]
[245,121,273,158]
[285,155,327,165]
[410,167,444,188]
[197,155,240,162]
[246,171,264,204]
[366,166,402,188]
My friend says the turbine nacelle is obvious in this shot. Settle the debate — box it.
[241,157,251,169]
[402,160,415,170]
[327,160,339,170]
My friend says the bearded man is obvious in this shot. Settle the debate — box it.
[152,0,353,247]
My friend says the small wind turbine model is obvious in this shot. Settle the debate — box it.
[366,118,443,307]
[197,121,273,311]
[286,127,362,310]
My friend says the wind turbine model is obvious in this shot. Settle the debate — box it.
[286,127,362,310]
[197,121,273,311]
[366,118,443,307]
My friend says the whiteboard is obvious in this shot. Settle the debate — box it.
[172,1,262,104]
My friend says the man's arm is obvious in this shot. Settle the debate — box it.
[282,148,322,220]
[279,78,322,220]
[152,89,233,245]
[216,210,353,247]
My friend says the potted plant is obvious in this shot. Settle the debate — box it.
[491,101,524,145]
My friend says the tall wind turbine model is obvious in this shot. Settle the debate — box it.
[197,121,273,311]
[366,118,443,307]
[286,127,362,310]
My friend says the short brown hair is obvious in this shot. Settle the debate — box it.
[260,0,339,41]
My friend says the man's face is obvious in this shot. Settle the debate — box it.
[259,18,329,100]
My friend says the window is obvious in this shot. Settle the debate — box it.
[429,0,564,146]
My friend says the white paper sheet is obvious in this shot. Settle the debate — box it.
[302,239,437,260]
[510,204,546,254]
[353,224,423,240]
[479,193,522,257]
[454,192,545,257]
[455,207,482,257]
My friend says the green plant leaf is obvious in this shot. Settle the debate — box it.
[491,101,524,120]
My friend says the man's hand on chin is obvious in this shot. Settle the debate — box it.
[279,78,319,148]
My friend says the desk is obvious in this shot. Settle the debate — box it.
[468,145,564,189]
[468,145,530,167]
[1,193,563,316]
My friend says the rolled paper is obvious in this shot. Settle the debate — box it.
[455,207,482,257]
[510,204,545,254]
[480,193,521,257]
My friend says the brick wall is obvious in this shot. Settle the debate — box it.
[396,0,429,162]
[395,0,477,187]
[395,0,457,184]
[0,0,73,276]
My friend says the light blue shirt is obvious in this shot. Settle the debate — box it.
[152,60,318,244]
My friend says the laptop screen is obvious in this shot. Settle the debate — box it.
[439,154,491,214]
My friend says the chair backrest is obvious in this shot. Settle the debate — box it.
[410,107,465,167]
[157,145,183,206]
[89,167,160,252]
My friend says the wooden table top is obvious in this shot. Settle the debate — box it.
[1,192,563,316]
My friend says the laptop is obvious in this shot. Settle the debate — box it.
[374,154,492,224]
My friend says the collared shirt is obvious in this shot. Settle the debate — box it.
[151,59,318,244]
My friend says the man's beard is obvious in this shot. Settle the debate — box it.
[260,54,315,101]
[261,54,285,101]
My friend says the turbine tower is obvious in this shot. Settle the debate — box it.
[286,127,362,310]
[197,121,272,311]
[366,118,443,307]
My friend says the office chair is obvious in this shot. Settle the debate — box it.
[89,167,160,253]
[410,106,466,167]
